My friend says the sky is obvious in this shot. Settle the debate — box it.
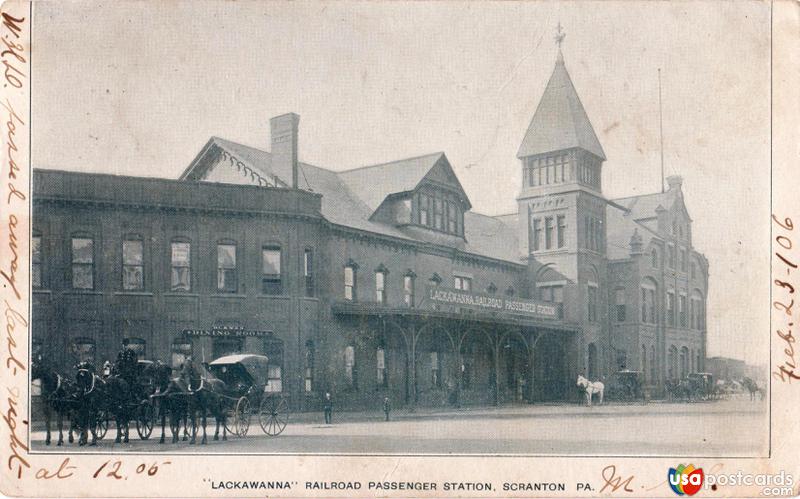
[31,1,771,364]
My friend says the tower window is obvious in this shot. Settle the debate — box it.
[557,215,566,248]
[545,217,554,249]
[532,218,542,252]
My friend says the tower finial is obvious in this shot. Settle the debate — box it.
[555,22,566,63]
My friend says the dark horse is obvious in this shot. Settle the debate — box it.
[31,356,78,446]
[74,362,134,446]
[742,377,765,401]
[142,361,194,444]
[190,363,232,445]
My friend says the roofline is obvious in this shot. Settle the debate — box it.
[178,137,218,180]
[337,151,445,173]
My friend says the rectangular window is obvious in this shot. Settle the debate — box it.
[667,291,675,326]
[376,348,386,387]
[304,249,314,297]
[122,239,144,291]
[344,266,356,301]
[447,203,457,234]
[680,248,688,272]
[533,218,542,251]
[419,194,429,226]
[540,286,554,302]
[433,198,444,230]
[32,235,42,288]
[557,215,566,248]
[304,346,314,392]
[403,275,415,308]
[217,243,237,293]
[545,217,554,250]
[170,242,191,292]
[454,276,472,291]
[375,271,386,303]
[679,295,687,327]
[261,247,282,294]
[585,217,591,250]
[615,288,626,322]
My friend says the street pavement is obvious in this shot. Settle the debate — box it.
[30,396,767,456]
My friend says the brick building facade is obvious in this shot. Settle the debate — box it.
[32,47,708,410]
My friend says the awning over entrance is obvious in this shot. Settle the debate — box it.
[331,301,578,334]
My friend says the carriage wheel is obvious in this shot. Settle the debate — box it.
[259,394,289,436]
[95,410,110,440]
[136,400,155,440]
[235,397,251,437]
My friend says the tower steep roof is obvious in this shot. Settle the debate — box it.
[517,57,606,160]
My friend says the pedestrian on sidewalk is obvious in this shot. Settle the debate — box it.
[383,396,391,421]
[323,392,333,424]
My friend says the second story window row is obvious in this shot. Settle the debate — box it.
[530,214,566,252]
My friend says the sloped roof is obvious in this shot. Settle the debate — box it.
[613,190,674,221]
[517,58,605,160]
[463,212,520,263]
[181,138,519,264]
[337,152,445,211]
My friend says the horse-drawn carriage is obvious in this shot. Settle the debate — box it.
[206,354,289,438]
[686,372,715,400]
[604,370,645,402]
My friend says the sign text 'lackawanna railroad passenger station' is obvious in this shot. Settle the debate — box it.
[425,287,559,320]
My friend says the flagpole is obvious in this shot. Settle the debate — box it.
[659,68,665,193]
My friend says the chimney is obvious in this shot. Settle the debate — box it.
[270,113,300,189]
[666,175,683,191]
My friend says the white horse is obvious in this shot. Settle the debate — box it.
[577,375,604,406]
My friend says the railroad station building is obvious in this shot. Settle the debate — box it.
[32,46,708,411]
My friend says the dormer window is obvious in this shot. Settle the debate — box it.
[414,189,464,236]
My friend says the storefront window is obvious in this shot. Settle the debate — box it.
[304,341,314,392]
[344,345,357,389]
[376,348,386,387]
[431,351,440,387]
[171,340,192,369]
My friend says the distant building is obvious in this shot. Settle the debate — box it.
[32,39,708,409]
[706,356,748,382]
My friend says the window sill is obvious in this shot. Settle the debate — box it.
[163,292,200,298]
[210,293,248,299]
[114,291,154,297]
[32,289,52,294]
[63,290,103,295]
[257,295,291,300]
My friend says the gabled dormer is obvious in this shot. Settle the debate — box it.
[338,152,471,238]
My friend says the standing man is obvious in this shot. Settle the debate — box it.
[383,396,391,421]
[323,392,333,425]
[115,338,139,385]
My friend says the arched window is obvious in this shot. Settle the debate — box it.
[651,248,659,268]
[641,279,657,324]
[668,345,678,380]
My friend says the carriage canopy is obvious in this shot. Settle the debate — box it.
[208,354,270,389]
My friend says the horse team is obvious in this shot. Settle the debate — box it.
[33,355,237,447]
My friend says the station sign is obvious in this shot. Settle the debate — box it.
[425,286,560,320]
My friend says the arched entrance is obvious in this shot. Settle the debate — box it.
[414,324,456,407]
[533,332,567,402]
[498,331,530,403]
[459,328,495,406]
[587,343,598,380]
